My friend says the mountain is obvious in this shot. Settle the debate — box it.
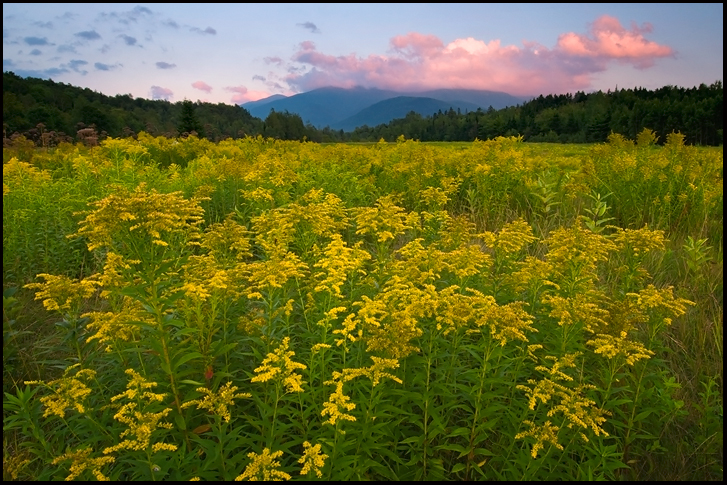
[242,86,527,130]
[241,94,287,109]
[332,96,481,132]
[415,89,529,109]
[242,87,399,128]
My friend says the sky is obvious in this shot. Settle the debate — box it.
[3,3,723,105]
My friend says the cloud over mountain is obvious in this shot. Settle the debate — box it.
[284,15,674,96]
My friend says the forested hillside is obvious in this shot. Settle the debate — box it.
[349,82,723,145]
[3,71,722,145]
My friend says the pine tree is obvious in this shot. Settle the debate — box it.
[177,100,204,137]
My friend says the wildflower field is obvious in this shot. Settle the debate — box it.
[3,131,723,480]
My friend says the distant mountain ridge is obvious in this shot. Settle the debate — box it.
[242,86,527,130]
[333,96,481,132]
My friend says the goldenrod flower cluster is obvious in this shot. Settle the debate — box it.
[95,252,133,300]
[515,420,564,458]
[587,331,655,365]
[356,278,434,358]
[517,351,610,454]
[103,369,176,455]
[482,301,537,346]
[181,381,251,423]
[291,189,349,238]
[24,274,99,315]
[391,238,444,285]
[542,293,611,333]
[3,157,51,187]
[235,448,291,481]
[546,384,609,439]
[251,337,307,393]
[251,208,297,256]
[245,252,307,299]
[508,256,559,294]
[354,195,417,243]
[298,441,328,478]
[200,217,252,262]
[73,184,206,252]
[313,235,370,297]
[83,305,145,351]
[419,186,450,208]
[4,450,31,480]
[320,380,357,426]
[25,364,96,418]
[545,221,617,288]
[321,356,402,427]
[332,313,359,348]
[626,285,695,320]
[180,254,230,302]
[610,225,666,256]
[480,218,537,255]
[52,447,115,481]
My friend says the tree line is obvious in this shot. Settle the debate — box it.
[3,71,723,146]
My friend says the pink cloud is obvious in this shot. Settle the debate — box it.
[224,85,271,104]
[192,81,212,93]
[557,15,674,68]
[283,15,674,96]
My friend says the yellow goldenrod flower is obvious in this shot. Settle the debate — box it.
[23,274,100,315]
[354,195,415,243]
[25,364,96,419]
[586,332,655,365]
[313,235,370,297]
[546,384,609,439]
[515,420,564,458]
[480,218,537,255]
[610,225,666,257]
[626,285,695,319]
[103,369,176,455]
[200,216,252,262]
[251,337,307,393]
[72,184,206,253]
[52,447,115,481]
[298,441,328,478]
[321,381,357,426]
[245,252,307,297]
[235,448,291,481]
[181,381,251,423]
[311,343,332,353]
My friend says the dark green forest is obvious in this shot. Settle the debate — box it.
[3,71,722,146]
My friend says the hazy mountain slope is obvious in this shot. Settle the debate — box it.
[243,87,398,127]
[332,96,481,131]
[242,86,526,129]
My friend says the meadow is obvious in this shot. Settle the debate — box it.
[3,131,722,480]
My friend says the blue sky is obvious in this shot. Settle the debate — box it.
[3,3,723,105]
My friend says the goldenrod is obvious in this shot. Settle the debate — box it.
[181,381,251,423]
[24,274,99,315]
[515,420,564,458]
[298,441,328,478]
[251,337,307,393]
[103,369,176,455]
[25,364,96,419]
[321,380,357,426]
[235,448,291,481]
[587,331,655,365]
[52,447,115,481]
